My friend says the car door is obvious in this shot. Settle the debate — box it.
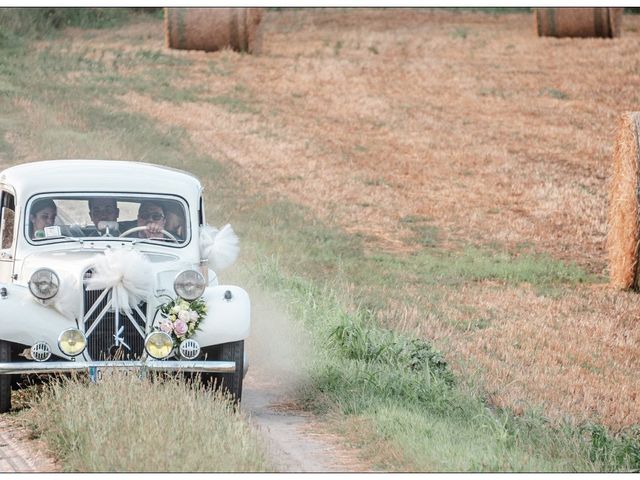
[0,189,16,283]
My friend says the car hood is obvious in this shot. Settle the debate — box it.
[18,248,187,290]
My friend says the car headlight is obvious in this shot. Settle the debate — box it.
[145,331,173,359]
[28,268,60,300]
[173,270,206,301]
[58,328,87,357]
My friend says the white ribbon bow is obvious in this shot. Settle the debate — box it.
[85,249,153,314]
[200,224,239,271]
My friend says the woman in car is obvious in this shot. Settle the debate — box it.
[29,198,57,239]
[163,202,186,240]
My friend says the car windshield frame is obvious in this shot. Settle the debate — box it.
[24,191,191,248]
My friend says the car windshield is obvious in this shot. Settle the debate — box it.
[26,194,188,245]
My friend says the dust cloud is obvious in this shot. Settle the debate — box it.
[243,286,311,395]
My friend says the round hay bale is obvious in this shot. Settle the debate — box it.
[608,112,640,290]
[535,8,623,38]
[164,8,264,53]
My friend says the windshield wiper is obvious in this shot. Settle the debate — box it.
[34,235,84,245]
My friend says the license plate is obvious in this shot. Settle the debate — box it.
[89,366,100,383]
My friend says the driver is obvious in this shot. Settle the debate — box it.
[88,197,120,236]
[136,201,166,239]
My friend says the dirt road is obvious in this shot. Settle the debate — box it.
[243,372,367,472]
[0,417,59,472]
[241,287,370,472]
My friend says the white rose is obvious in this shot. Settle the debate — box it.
[178,310,190,322]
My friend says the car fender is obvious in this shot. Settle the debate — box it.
[0,283,77,357]
[194,285,250,347]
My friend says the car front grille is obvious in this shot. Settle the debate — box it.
[83,270,148,361]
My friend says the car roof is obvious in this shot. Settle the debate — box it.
[0,160,203,201]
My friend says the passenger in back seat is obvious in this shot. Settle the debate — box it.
[86,197,120,236]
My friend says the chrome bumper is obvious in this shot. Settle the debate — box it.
[0,360,236,375]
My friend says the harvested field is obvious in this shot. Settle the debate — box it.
[23,8,640,429]
[96,8,630,272]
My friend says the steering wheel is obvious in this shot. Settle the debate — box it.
[119,226,178,242]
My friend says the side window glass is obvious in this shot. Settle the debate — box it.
[0,192,15,250]
[198,196,205,226]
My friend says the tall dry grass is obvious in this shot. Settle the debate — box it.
[18,372,271,472]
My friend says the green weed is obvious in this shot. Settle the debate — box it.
[586,424,640,470]
[334,40,343,56]
[451,27,469,39]
[206,95,259,114]
[329,320,454,385]
[0,8,146,44]
[540,88,569,100]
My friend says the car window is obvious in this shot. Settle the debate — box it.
[0,191,15,250]
[25,194,189,246]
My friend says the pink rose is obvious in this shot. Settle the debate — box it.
[159,320,173,334]
[174,319,188,336]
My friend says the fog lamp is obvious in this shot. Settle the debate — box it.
[145,331,173,359]
[173,270,206,301]
[58,328,87,357]
[28,268,59,300]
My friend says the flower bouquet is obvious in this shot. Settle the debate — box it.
[155,297,207,347]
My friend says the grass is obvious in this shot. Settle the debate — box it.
[246,257,640,471]
[540,88,569,100]
[0,8,153,46]
[17,372,271,472]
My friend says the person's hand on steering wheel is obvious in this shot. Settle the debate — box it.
[144,219,165,239]
[119,225,178,242]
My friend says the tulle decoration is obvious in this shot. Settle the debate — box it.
[200,224,239,271]
[85,249,153,314]
[50,274,81,320]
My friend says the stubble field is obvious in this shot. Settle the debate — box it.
[5,7,640,439]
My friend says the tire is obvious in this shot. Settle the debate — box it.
[0,341,11,413]
[202,340,244,403]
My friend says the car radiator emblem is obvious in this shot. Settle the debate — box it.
[112,325,131,351]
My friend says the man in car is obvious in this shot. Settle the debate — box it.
[136,201,166,239]
[87,197,120,236]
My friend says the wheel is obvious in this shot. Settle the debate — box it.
[202,340,244,403]
[0,341,11,413]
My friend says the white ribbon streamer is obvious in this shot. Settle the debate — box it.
[200,224,239,271]
[85,249,153,314]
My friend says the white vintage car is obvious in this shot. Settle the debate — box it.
[0,160,250,411]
